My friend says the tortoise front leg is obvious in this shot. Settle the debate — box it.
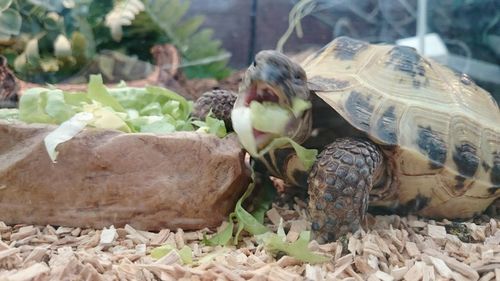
[308,137,385,243]
[193,89,237,130]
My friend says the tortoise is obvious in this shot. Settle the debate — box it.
[195,36,500,243]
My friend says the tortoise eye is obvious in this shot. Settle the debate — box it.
[253,61,257,67]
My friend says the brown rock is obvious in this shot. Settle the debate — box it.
[0,121,249,230]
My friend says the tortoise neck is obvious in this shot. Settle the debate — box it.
[290,107,313,145]
[256,147,309,188]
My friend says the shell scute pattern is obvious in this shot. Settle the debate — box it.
[385,45,430,89]
[416,125,448,169]
[452,143,479,178]
[331,36,369,60]
[375,105,398,145]
[301,37,500,211]
[492,152,500,186]
[344,91,376,131]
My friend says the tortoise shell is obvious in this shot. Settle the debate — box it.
[301,37,500,218]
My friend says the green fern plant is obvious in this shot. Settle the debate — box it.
[0,0,231,83]
[116,0,232,79]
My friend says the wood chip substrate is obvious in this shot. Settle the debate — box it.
[1,201,499,281]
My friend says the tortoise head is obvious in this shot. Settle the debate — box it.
[232,50,313,154]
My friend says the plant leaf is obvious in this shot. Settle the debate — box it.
[257,231,330,264]
[44,112,93,162]
[87,75,125,112]
[105,0,145,41]
[203,218,234,246]
[0,0,12,12]
[0,8,21,35]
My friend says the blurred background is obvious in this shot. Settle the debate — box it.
[1,0,499,101]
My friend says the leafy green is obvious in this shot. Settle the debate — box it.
[140,0,231,79]
[11,74,227,160]
[0,108,19,120]
[19,88,61,124]
[44,112,93,162]
[233,179,269,241]
[203,171,269,246]
[203,218,234,246]
[250,101,290,134]
[291,97,312,117]
[232,101,318,170]
[202,171,329,264]
[150,243,193,264]
[192,114,227,138]
[2,0,231,83]
[257,230,330,264]
[87,75,125,113]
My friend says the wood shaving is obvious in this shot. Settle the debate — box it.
[0,207,498,280]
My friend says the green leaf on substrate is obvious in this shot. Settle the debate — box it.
[233,179,269,239]
[249,178,277,224]
[202,171,269,246]
[202,172,329,264]
[150,244,193,264]
[256,231,330,264]
[203,217,234,246]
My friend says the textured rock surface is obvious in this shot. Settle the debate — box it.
[0,120,249,230]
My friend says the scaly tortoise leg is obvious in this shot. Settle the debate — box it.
[308,137,385,243]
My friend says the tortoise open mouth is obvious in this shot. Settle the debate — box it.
[244,82,281,106]
[243,82,285,148]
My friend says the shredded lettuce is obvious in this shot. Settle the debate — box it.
[232,101,317,170]
[150,243,193,264]
[203,171,269,246]
[231,106,258,155]
[203,170,329,264]
[44,112,93,162]
[291,97,312,117]
[4,74,228,161]
[192,114,227,138]
[250,101,290,134]
[0,109,19,121]
[256,230,330,264]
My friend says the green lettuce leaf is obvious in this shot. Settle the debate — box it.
[44,112,93,162]
[232,98,317,170]
[44,89,76,123]
[256,230,330,264]
[193,114,227,138]
[87,75,125,112]
[203,218,234,246]
[250,101,290,134]
[150,244,192,264]
[19,88,57,124]
[0,108,19,121]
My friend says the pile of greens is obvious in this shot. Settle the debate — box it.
[0,74,226,161]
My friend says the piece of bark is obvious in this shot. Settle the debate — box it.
[0,122,249,230]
